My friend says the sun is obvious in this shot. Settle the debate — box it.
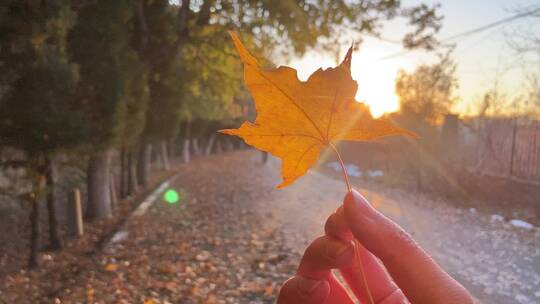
[351,60,401,118]
[290,48,407,118]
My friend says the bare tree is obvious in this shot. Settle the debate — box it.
[506,4,540,118]
[394,49,458,128]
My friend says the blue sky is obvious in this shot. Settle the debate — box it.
[289,0,540,117]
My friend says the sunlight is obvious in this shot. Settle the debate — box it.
[352,66,400,118]
[350,48,411,118]
[290,47,409,118]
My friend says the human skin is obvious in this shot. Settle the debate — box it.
[277,190,474,304]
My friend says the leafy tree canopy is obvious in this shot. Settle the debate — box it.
[69,0,148,150]
[0,0,90,156]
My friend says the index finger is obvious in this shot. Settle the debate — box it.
[326,208,407,303]
[343,190,473,304]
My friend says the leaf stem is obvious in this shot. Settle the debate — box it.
[329,143,351,192]
[355,239,375,304]
[329,143,374,304]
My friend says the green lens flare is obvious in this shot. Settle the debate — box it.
[163,189,180,204]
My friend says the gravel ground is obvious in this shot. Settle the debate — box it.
[3,150,538,303]
[258,153,540,304]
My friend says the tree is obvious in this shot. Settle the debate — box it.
[395,51,458,128]
[0,0,90,266]
[131,0,444,171]
[392,51,458,193]
[132,0,183,184]
[175,27,244,160]
[117,52,150,197]
[506,6,540,56]
[68,0,148,219]
[506,5,540,118]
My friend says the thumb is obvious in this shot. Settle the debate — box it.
[343,190,473,304]
[277,276,330,304]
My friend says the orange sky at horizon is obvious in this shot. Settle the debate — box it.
[287,0,539,118]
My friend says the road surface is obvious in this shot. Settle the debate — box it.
[253,152,540,304]
[35,150,538,303]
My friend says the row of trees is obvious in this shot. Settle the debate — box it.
[0,0,443,268]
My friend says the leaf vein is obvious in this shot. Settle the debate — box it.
[292,142,320,174]
[326,87,339,141]
[241,133,323,143]
[247,65,326,141]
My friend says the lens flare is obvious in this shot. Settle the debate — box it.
[163,189,180,204]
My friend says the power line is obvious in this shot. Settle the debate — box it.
[366,33,402,45]
[377,6,540,61]
[456,27,500,56]
[444,7,540,41]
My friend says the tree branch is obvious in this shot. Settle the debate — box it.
[133,0,149,49]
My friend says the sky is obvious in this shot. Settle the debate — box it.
[288,0,540,117]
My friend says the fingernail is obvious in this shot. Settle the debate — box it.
[297,277,325,295]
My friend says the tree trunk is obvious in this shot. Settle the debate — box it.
[183,121,191,163]
[192,138,201,156]
[109,173,118,210]
[134,0,149,49]
[45,158,62,250]
[205,133,216,156]
[182,139,190,163]
[86,149,113,220]
[128,151,138,194]
[28,186,43,269]
[120,146,127,198]
[66,188,84,238]
[160,141,170,170]
[137,142,151,188]
[215,139,223,154]
[29,193,41,269]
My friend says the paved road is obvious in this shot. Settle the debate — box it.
[252,154,540,304]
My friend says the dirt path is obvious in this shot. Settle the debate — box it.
[6,150,538,303]
[258,153,540,304]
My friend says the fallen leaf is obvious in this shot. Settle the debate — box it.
[105,263,119,272]
[221,32,415,187]
[189,286,200,296]
[264,284,274,295]
[86,286,95,302]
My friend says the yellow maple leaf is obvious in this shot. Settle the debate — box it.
[220,32,415,188]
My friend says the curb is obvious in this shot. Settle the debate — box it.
[106,173,181,247]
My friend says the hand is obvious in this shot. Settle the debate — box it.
[277,190,474,304]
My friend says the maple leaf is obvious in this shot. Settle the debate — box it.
[220,32,415,188]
